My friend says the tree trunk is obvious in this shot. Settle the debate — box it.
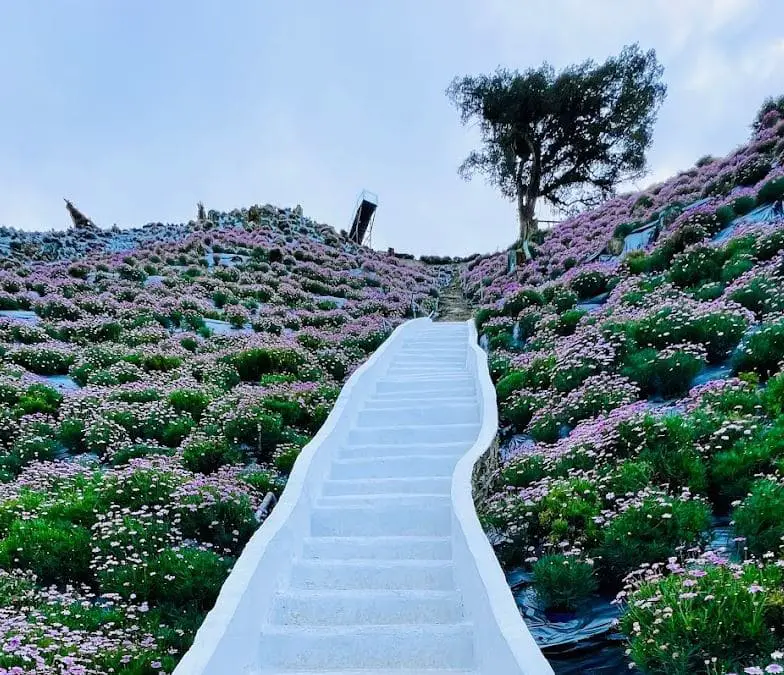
[517,192,536,260]
[516,139,541,261]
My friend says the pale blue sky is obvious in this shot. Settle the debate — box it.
[1,1,783,255]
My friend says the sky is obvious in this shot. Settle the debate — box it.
[1,1,783,257]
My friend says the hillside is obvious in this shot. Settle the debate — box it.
[0,206,443,673]
[468,107,784,672]
[1,108,784,674]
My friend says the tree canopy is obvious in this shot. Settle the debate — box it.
[447,43,666,255]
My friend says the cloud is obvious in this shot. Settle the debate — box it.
[1,1,783,255]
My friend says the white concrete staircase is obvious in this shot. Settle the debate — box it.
[174,319,552,675]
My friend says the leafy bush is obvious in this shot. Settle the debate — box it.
[710,427,784,511]
[570,271,608,300]
[599,495,711,581]
[733,320,784,379]
[99,547,231,613]
[620,557,784,674]
[500,391,542,430]
[733,478,784,556]
[0,518,93,585]
[168,389,210,421]
[9,346,74,375]
[532,554,598,612]
[668,246,721,288]
[757,174,784,203]
[182,438,243,474]
[622,345,705,398]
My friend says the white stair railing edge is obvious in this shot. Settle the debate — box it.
[450,318,554,674]
[173,317,433,675]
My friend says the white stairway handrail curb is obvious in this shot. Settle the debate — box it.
[451,318,554,674]
[173,318,431,675]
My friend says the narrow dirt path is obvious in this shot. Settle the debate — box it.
[436,267,473,322]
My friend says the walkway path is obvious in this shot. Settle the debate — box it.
[436,270,473,322]
[174,319,551,675]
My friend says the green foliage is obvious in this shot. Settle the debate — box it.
[622,347,705,398]
[733,478,784,557]
[99,547,231,613]
[620,560,784,674]
[225,347,304,381]
[447,44,666,240]
[182,438,243,474]
[499,391,541,430]
[733,320,784,379]
[570,271,608,300]
[757,175,784,203]
[599,496,711,581]
[532,554,598,612]
[710,426,784,511]
[168,389,211,421]
[0,518,93,585]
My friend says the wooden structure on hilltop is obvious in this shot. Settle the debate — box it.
[348,190,378,245]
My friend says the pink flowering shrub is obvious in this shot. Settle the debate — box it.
[0,203,442,672]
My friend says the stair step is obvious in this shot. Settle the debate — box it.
[289,559,455,591]
[356,404,479,427]
[258,623,474,670]
[348,425,480,446]
[374,378,474,395]
[262,670,478,675]
[363,397,477,410]
[330,455,459,479]
[302,536,452,560]
[322,477,451,495]
[339,442,469,459]
[262,669,478,675]
[311,501,451,536]
[271,589,464,625]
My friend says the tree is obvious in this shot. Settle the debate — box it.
[753,94,784,133]
[447,44,666,258]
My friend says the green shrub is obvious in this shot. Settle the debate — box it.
[177,493,257,555]
[9,347,74,375]
[732,194,757,215]
[240,468,275,493]
[182,438,243,474]
[599,495,711,582]
[691,311,749,363]
[710,427,784,511]
[500,391,541,430]
[495,371,527,401]
[608,460,654,495]
[0,518,93,585]
[755,229,784,261]
[622,347,705,398]
[168,389,210,421]
[720,254,755,284]
[500,454,547,488]
[733,478,784,556]
[224,409,283,456]
[14,383,62,416]
[733,321,784,379]
[99,547,231,612]
[225,347,303,381]
[668,246,721,287]
[532,554,598,612]
[554,308,586,336]
[757,174,784,203]
[620,558,784,674]
[502,289,545,316]
[570,271,608,300]
[273,444,302,473]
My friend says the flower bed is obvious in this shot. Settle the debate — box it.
[471,107,784,672]
[0,206,441,673]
